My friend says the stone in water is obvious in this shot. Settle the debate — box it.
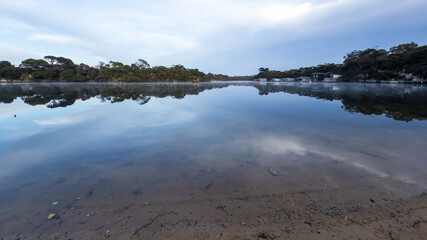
[268,168,279,176]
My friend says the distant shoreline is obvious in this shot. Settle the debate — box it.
[1,80,425,85]
[1,42,426,83]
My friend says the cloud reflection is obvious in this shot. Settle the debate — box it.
[244,132,422,186]
[34,114,89,125]
[255,136,308,156]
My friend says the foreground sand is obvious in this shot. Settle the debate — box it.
[1,159,426,240]
[2,192,426,239]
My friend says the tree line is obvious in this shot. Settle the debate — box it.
[1,42,426,82]
[0,57,230,82]
[255,42,427,81]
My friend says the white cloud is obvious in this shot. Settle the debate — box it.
[28,34,89,49]
[258,2,313,26]
[0,0,426,73]
[29,34,80,45]
[0,18,35,30]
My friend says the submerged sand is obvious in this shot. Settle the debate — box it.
[0,158,426,240]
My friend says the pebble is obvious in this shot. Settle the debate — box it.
[268,168,279,176]
[47,213,56,220]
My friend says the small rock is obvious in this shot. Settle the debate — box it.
[47,213,56,220]
[268,168,279,176]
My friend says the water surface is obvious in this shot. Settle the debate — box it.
[0,82,426,239]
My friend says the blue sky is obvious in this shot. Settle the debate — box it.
[1,0,427,75]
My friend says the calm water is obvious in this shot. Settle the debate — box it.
[0,82,426,238]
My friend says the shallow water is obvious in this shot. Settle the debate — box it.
[0,82,426,238]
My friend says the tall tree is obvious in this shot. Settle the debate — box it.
[136,59,150,69]
[20,59,49,69]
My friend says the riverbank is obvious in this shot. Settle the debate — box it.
[0,156,425,239]
[1,184,425,239]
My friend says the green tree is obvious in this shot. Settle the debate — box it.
[389,42,418,54]
[20,58,49,69]
[0,61,22,80]
[60,69,76,81]
[257,67,270,79]
[136,59,150,69]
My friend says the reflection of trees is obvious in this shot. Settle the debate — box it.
[254,83,427,122]
[1,83,426,122]
[0,83,232,108]
[340,93,427,122]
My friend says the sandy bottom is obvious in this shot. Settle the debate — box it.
[0,155,426,240]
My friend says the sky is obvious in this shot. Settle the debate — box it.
[1,0,427,75]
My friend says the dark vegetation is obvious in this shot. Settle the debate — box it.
[0,83,232,108]
[254,83,427,122]
[0,57,229,82]
[1,83,426,122]
[0,42,426,82]
[255,42,427,81]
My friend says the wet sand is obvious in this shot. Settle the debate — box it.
[0,157,426,239]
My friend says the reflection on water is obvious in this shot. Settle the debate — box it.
[0,82,426,238]
[1,82,427,121]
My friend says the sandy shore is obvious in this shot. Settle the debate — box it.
[0,159,426,240]
[1,192,426,239]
